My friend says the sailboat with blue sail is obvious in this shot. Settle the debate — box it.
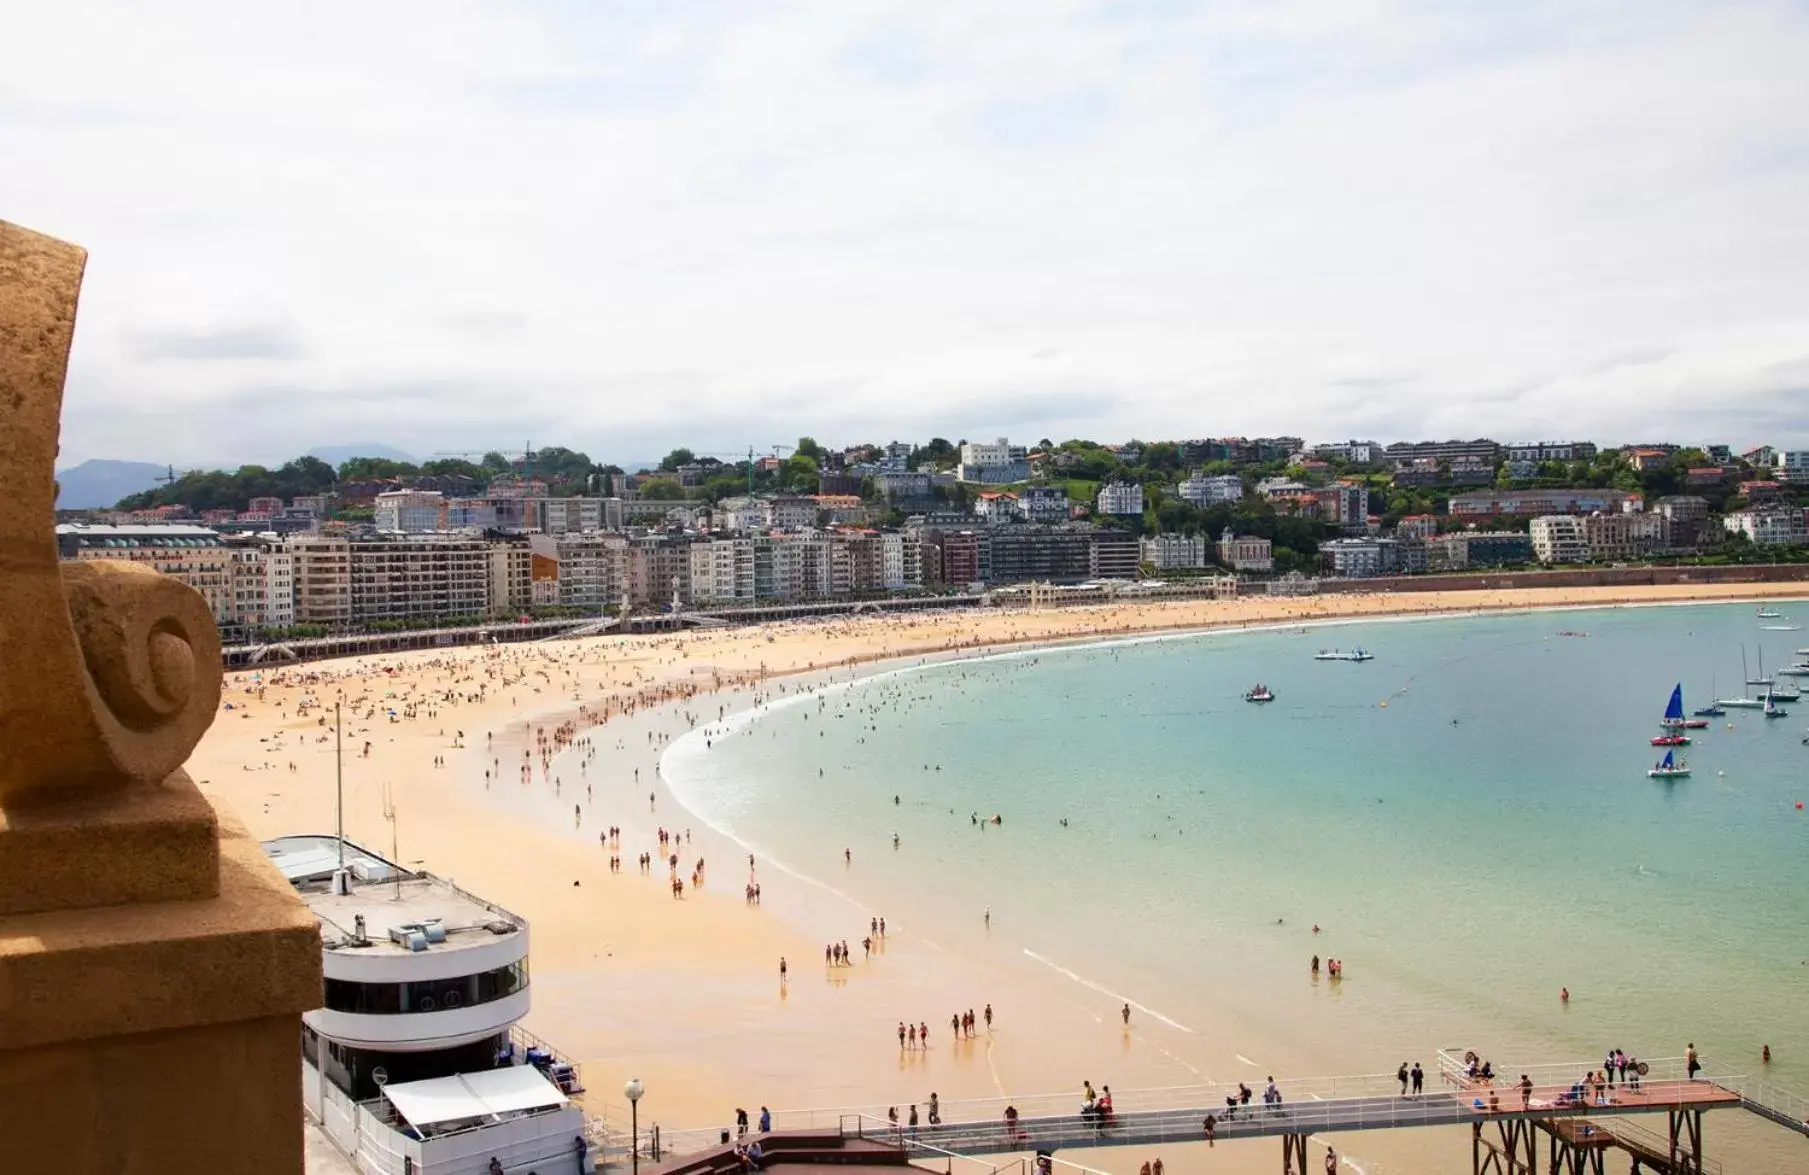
[1658,683,1710,729]
[1648,749,1691,778]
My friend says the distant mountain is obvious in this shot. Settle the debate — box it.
[55,459,169,509]
[307,442,417,467]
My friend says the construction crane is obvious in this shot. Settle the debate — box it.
[683,446,802,497]
[433,445,537,474]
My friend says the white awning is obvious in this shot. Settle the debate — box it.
[382,1067,567,1130]
[461,1066,570,1115]
[382,1076,488,1130]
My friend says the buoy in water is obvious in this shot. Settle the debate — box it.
[1379,700,1388,708]
[1797,801,1804,810]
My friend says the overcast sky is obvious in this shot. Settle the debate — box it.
[8,1,1809,468]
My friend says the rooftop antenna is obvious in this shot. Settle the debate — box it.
[156,464,179,488]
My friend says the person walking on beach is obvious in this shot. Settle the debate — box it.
[1324,1145,1338,1173]
[1686,1043,1700,1079]
[779,958,787,982]
[1121,1003,1131,1027]
[1410,1062,1424,1095]
[985,1004,993,1030]
[899,1022,907,1049]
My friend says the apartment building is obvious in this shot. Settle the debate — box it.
[1583,511,1670,560]
[1775,451,1809,485]
[287,534,353,626]
[1384,439,1501,466]
[933,531,986,587]
[989,526,1093,583]
[957,438,1030,484]
[348,536,489,622]
[556,533,630,608]
[1089,530,1141,580]
[1723,508,1809,546]
[1142,533,1209,570]
[223,536,295,631]
[1096,482,1145,517]
[373,490,448,533]
[1425,531,1532,570]
[55,524,234,623]
[1311,440,1380,465]
[689,538,757,605]
[625,534,697,606]
[1017,485,1071,523]
[488,538,534,614]
[1449,489,1633,517]
[1178,474,1243,505]
[1320,537,1404,578]
[1529,516,1590,564]
[1505,441,1597,464]
[530,497,607,535]
[1318,483,1371,533]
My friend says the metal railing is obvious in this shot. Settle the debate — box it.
[640,1055,1795,1163]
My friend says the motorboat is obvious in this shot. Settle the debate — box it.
[1650,734,1691,746]
[1245,684,1275,703]
[1313,648,1374,662]
[1757,607,1783,619]
[1647,750,1691,778]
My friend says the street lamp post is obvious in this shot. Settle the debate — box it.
[624,1078,645,1175]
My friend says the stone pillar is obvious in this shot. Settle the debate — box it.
[0,220,322,1172]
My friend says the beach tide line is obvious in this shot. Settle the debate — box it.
[1021,948,1194,1033]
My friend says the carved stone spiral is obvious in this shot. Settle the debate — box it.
[62,561,222,777]
[1,218,226,800]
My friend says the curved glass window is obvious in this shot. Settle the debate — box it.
[323,958,527,1015]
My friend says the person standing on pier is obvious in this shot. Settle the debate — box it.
[1410,1062,1424,1095]
[1686,1043,1700,1079]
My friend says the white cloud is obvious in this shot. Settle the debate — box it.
[5,0,1808,465]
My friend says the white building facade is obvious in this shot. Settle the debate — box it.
[1142,533,1208,570]
[1530,515,1590,563]
[1178,474,1243,505]
[1096,482,1145,516]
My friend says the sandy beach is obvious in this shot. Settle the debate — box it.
[189,581,1808,1175]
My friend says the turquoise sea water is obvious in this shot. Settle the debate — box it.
[661,602,1809,1109]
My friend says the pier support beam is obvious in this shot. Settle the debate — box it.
[1666,1109,1705,1175]
[1281,1133,1308,1174]
[1472,1118,1537,1175]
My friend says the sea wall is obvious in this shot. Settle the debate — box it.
[1318,562,1809,595]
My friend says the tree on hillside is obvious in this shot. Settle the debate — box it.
[658,449,695,472]
[915,438,957,469]
[637,477,685,500]
[337,457,417,481]
[795,437,823,460]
